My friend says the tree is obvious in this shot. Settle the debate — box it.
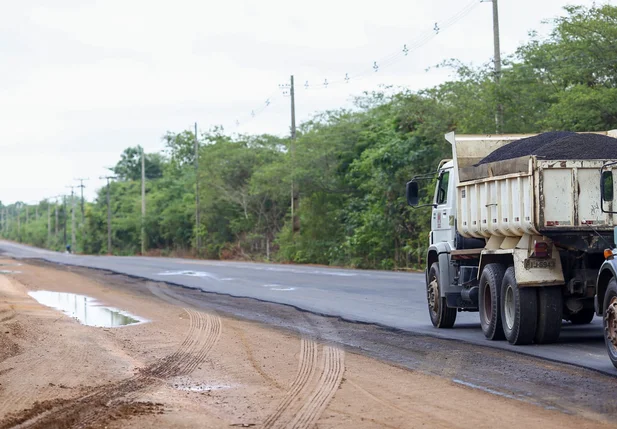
[112,146,165,181]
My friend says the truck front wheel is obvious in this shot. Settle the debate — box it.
[427,263,457,329]
[602,279,617,369]
[478,263,506,340]
[501,266,538,345]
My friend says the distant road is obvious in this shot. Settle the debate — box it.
[0,240,612,374]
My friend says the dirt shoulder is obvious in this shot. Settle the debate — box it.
[0,259,613,429]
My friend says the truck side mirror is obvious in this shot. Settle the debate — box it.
[406,181,419,206]
[602,170,614,202]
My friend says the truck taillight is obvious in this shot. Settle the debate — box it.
[533,241,550,258]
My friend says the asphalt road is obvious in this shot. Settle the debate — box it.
[0,240,612,374]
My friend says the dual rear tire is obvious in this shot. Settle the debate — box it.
[479,264,562,345]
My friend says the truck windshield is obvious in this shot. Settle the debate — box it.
[436,171,450,205]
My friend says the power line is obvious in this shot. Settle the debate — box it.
[301,0,481,92]
[232,0,482,129]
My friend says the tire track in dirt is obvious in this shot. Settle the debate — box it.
[288,345,345,429]
[0,305,15,323]
[262,338,319,429]
[229,324,284,390]
[262,311,346,429]
[1,305,221,429]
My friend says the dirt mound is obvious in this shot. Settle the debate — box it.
[477,132,617,165]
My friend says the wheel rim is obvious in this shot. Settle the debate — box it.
[605,296,617,353]
[482,281,492,324]
[428,276,439,316]
[504,284,515,330]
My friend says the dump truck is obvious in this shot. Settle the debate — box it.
[407,131,617,368]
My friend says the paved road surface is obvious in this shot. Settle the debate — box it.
[0,240,612,375]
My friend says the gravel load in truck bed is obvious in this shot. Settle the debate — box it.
[477,131,617,165]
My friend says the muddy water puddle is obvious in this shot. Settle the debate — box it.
[28,290,146,327]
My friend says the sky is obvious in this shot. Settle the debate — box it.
[0,0,604,204]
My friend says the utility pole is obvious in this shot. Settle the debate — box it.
[485,0,503,133]
[99,176,116,255]
[66,186,76,252]
[63,196,67,246]
[17,204,20,240]
[289,75,299,233]
[141,147,146,255]
[25,205,29,225]
[75,178,88,225]
[47,201,51,246]
[194,122,201,253]
[55,199,59,237]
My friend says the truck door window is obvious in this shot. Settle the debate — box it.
[436,171,450,205]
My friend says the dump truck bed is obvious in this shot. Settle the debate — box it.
[447,132,617,239]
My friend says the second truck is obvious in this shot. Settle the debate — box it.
[407,130,617,368]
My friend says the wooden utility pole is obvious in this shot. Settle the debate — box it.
[55,200,59,237]
[100,176,116,255]
[487,0,503,133]
[75,178,88,224]
[25,205,28,225]
[141,147,146,255]
[47,202,51,246]
[66,186,76,252]
[289,75,299,233]
[63,196,67,246]
[194,123,201,253]
[17,205,20,240]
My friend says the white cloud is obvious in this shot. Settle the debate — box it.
[0,0,602,204]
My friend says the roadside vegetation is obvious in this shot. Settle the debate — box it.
[2,5,617,269]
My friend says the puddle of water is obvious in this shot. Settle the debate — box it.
[0,270,21,274]
[28,291,146,328]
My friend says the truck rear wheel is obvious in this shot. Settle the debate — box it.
[427,263,457,329]
[534,286,562,344]
[478,263,506,340]
[501,266,537,345]
[602,279,617,369]
[568,309,595,325]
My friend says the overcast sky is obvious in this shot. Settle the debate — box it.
[1,0,603,204]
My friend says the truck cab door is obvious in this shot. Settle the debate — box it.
[431,168,455,248]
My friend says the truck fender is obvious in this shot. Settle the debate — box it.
[426,242,453,298]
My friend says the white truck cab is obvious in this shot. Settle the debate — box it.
[430,161,456,250]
